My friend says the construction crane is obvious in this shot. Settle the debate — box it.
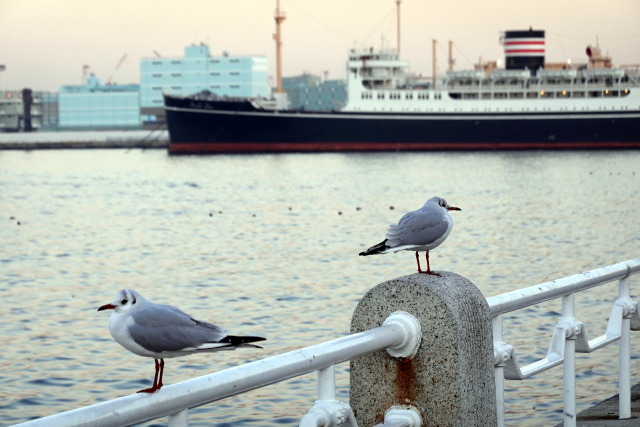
[106,54,128,84]
[82,65,90,85]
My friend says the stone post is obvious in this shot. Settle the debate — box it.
[350,272,497,426]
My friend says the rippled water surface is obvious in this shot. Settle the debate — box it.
[1,149,639,426]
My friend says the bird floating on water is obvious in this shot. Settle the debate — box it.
[359,196,461,276]
[98,289,265,393]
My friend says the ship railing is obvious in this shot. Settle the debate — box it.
[446,80,635,100]
[13,258,640,427]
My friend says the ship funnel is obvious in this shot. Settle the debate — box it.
[502,28,545,73]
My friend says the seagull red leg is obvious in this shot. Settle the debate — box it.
[138,358,163,393]
[415,252,424,273]
[423,251,441,277]
[157,359,164,390]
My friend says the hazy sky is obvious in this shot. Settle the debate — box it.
[2,0,639,91]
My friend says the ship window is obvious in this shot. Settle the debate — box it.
[621,89,631,97]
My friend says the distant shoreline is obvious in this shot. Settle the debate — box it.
[0,130,168,150]
[0,140,168,150]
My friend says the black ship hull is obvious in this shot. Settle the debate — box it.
[164,95,640,153]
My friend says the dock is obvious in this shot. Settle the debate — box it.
[555,382,640,426]
[0,130,168,150]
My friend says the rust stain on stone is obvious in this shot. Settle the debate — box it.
[395,357,417,403]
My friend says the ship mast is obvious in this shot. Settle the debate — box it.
[396,0,402,56]
[273,0,286,94]
[432,39,437,88]
[448,40,454,71]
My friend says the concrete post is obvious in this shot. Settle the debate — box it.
[350,272,497,426]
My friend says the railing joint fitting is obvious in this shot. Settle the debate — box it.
[493,341,514,367]
[383,405,422,427]
[616,298,637,318]
[383,311,422,359]
[558,317,583,340]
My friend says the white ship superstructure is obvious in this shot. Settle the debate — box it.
[343,43,639,115]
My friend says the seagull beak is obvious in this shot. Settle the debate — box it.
[448,206,461,211]
[98,303,116,312]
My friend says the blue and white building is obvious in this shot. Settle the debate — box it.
[282,74,347,111]
[58,74,140,129]
[140,43,269,127]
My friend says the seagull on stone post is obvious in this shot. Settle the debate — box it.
[359,196,461,276]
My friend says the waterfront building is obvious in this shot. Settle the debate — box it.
[282,74,346,111]
[40,92,59,130]
[58,74,140,129]
[0,89,46,132]
[139,43,269,127]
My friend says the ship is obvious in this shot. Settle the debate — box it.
[164,23,640,153]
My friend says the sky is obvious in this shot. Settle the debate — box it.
[1,0,639,92]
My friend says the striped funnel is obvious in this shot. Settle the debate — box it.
[503,29,545,72]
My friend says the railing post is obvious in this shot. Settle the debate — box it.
[492,314,508,427]
[618,276,632,419]
[350,272,497,426]
[167,408,188,427]
[561,294,577,427]
[317,365,336,401]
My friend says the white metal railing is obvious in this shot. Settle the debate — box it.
[13,259,640,427]
[487,258,640,427]
[14,311,422,427]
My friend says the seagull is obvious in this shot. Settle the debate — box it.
[98,289,266,393]
[359,196,461,276]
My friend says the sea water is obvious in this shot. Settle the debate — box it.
[1,149,639,426]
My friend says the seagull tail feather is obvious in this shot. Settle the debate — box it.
[220,335,267,349]
[359,239,388,256]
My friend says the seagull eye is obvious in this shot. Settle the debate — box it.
[121,299,128,304]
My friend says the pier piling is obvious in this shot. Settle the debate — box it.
[350,271,497,426]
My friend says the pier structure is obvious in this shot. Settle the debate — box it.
[13,258,640,427]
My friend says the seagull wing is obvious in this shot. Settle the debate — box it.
[128,304,228,354]
[385,205,448,247]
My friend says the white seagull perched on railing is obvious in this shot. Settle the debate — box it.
[359,196,461,276]
[98,289,265,393]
